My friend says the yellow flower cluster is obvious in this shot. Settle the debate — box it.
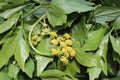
[31,32,41,46]
[50,32,76,66]
[31,27,50,46]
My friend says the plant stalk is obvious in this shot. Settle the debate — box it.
[28,14,52,57]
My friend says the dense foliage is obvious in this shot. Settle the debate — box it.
[0,0,120,80]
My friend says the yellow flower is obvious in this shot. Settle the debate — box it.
[51,39,59,45]
[49,32,57,37]
[62,48,67,54]
[69,50,76,58]
[57,37,64,42]
[36,37,41,42]
[62,48,69,58]
[51,48,59,55]
[66,47,76,58]
[60,42,67,47]
[65,40,73,46]
[66,46,73,52]
[60,56,69,65]
[63,33,71,39]
[32,34,41,43]
[32,35,38,41]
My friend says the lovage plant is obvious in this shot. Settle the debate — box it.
[0,0,120,80]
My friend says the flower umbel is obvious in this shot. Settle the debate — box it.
[50,32,76,66]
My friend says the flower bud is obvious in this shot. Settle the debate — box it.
[60,56,69,65]
[60,42,67,48]
[49,32,57,37]
[65,40,73,46]
[51,39,59,45]
[63,33,71,39]
[51,48,59,55]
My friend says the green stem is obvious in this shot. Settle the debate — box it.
[108,26,119,38]
[14,78,18,80]
[114,29,119,38]
[108,27,114,35]
[28,14,52,57]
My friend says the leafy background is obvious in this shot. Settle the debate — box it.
[0,0,120,80]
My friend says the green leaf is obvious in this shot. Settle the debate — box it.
[72,16,87,46]
[82,28,106,51]
[41,70,65,78]
[0,5,28,19]
[77,0,94,6]
[13,27,29,71]
[0,37,15,68]
[0,13,20,34]
[109,76,120,80]
[100,0,120,7]
[0,16,4,24]
[47,4,67,27]
[113,16,120,30]
[75,49,100,67]
[87,67,101,80]
[113,52,120,64]
[36,38,53,56]
[94,6,120,23]
[110,35,120,55]
[0,0,27,10]
[65,13,79,27]
[41,78,62,80]
[53,0,93,14]
[103,76,120,80]
[0,71,10,80]
[35,55,53,77]
[25,58,34,78]
[8,64,19,78]
[34,8,47,18]
[1,28,28,70]
[63,76,72,80]
[0,31,13,45]
[96,35,108,75]
[65,60,80,80]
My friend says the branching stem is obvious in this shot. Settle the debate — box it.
[28,14,52,57]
